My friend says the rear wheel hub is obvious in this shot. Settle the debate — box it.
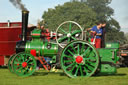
[75,56,83,64]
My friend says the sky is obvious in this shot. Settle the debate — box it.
[0,0,128,33]
[109,0,128,33]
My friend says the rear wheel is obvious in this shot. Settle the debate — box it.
[61,40,99,78]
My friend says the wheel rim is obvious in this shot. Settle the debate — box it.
[8,54,16,73]
[56,21,83,48]
[12,52,37,77]
[61,40,99,78]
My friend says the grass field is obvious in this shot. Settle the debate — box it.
[0,67,128,85]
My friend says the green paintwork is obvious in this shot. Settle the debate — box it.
[25,39,58,57]
[50,55,56,63]
[8,54,16,73]
[25,29,58,57]
[31,29,41,38]
[82,31,120,76]
[58,30,82,43]
[97,48,119,74]
[61,40,99,78]
[98,48,119,63]
[12,52,37,77]
[9,21,121,78]
[41,42,58,56]
[99,64,116,75]
[56,21,83,48]
[105,42,120,49]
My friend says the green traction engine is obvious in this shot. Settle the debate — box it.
[8,11,120,78]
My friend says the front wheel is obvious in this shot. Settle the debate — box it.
[12,52,37,77]
[8,54,17,73]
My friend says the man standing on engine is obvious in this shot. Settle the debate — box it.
[91,21,103,48]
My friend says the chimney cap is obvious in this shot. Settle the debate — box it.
[22,10,29,13]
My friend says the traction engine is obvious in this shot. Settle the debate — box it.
[8,11,120,78]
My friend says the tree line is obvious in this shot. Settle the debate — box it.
[40,0,127,44]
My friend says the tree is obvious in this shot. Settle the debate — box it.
[83,0,126,43]
[106,28,126,44]
[125,32,128,43]
[42,2,97,31]
[42,0,126,44]
[70,0,87,2]
[68,0,125,43]
[84,0,120,29]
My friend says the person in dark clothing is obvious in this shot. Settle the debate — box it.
[101,21,106,48]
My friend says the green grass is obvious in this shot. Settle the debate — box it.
[0,68,128,85]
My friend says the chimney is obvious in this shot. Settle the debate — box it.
[21,10,29,41]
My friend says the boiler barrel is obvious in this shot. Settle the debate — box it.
[25,40,58,57]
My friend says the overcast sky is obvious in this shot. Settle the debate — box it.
[109,0,128,33]
[0,0,127,32]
